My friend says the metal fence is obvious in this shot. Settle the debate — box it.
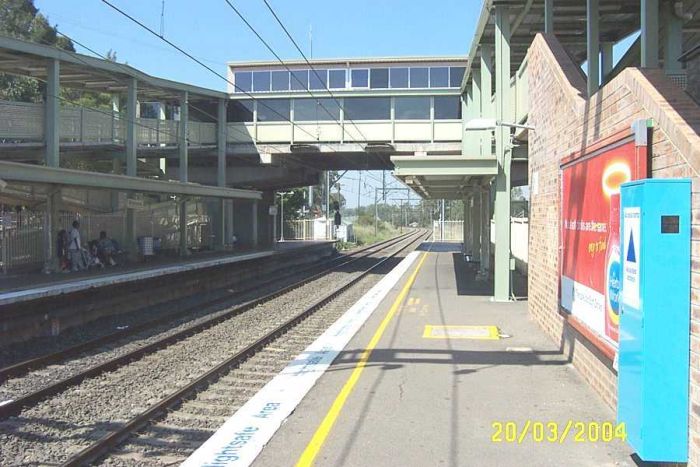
[1,206,212,273]
[433,220,464,241]
[0,212,45,273]
[283,219,332,241]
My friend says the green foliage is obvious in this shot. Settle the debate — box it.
[0,0,75,102]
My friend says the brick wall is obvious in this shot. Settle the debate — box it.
[527,33,700,464]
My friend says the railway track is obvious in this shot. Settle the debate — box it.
[0,230,427,466]
[0,232,412,385]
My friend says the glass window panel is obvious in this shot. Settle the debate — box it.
[434,96,461,119]
[252,71,271,92]
[351,69,369,88]
[409,67,429,88]
[450,67,466,87]
[344,97,390,120]
[328,69,346,89]
[234,71,252,93]
[430,67,449,88]
[309,69,328,90]
[257,99,290,122]
[228,100,254,122]
[370,68,389,89]
[390,67,409,88]
[294,98,340,121]
[271,71,289,91]
[290,70,308,91]
[395,97,430,120]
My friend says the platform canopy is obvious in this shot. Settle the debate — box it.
[391,155,498,199]
[0,35,225,103]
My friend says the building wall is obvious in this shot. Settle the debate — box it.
[527,33,700,463]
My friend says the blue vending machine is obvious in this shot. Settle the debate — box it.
[618,178,691,462]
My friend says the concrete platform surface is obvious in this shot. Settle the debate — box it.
[254,243,635,467]
[0,241,332,305]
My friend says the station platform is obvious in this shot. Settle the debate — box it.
[0,240,332,306]
[188,242,635,467]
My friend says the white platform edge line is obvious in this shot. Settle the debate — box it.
[182,250,422,467]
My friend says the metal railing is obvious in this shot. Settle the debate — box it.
[0,212,45,273]
[0,100,217,146]
[283,218,332,241]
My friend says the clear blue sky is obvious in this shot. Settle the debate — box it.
[35,0,476,92]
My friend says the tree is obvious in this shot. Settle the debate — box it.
[0,0,75,102]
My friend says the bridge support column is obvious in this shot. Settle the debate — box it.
[125,78,138,256]
[463,197,471,254]
[662,0,683,74]
[214,98,228,250]
[179,198,189,257]
[471,185,482,264]
[494,5,512,301]
[43,59,60,272]
[178,92,190,257]
[601,42,614,82]
[641,0,660,68]
[42,186,59,273]
[586,0,600,95]
[544,0,554,34]
[479,186,491,277]
[480,45,494,157]
[45,58,59,168]
[470,69,482,155]
[252,200,259,249]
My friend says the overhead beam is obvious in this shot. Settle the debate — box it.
[0,160,262,200]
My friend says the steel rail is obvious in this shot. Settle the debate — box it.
[61,229,429,467]
[0,233,413,382]
[0,231,420,419]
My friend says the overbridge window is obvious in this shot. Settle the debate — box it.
[291,70,308,91]
[434,96,461,119]
[390,68,409,88]
[429,67,449,88]
[329,69,346,89]
[257,99,290,122]
[395,97,430,120]
[294,98,340,121]
[344,97,390,120]
[450,67,466,88]
[370,68,389,89]
[351,69,369,88]
[409,67,429,88]
[253,71,271,92]
[228,100,254,122]
[309,69,328,90]
[234,71,252,93]
[271,71,290,91]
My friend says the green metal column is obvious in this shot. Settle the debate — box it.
[544,0,554,34]
[179,91,189,183]
[178,92,189,256]
[471,69,482,156]
[215,98,227,250]
[601,42,614,80]
[480,185,491,276]
[587,0,600,96]
[662,0,683,73]
[45,59,59,168]
[463,196,471,254]
[125,78,138,257]
[462,88,472,156]
[493,6,512,301]
[252,200,259,248]
[641,0,659,68]
[471,184,481,263]
[480,44,494,157]
[43,59,60,271]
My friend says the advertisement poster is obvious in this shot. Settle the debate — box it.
[560,135,647,346]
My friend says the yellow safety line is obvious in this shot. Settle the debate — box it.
[296,251,429,467]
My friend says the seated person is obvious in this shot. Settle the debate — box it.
[97,231,118,266]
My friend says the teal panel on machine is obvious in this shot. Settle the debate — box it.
[618,178,690,462]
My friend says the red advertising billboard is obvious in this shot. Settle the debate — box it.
[560,129,648,347]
